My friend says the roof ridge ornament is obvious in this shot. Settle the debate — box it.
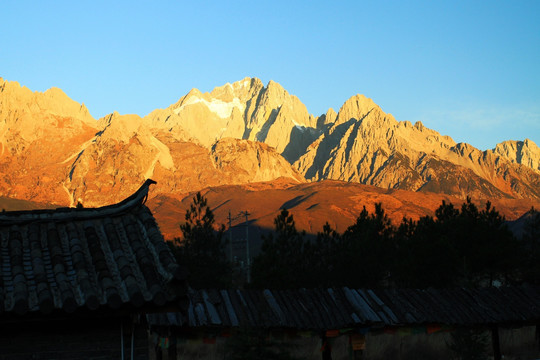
[0,179,157,224]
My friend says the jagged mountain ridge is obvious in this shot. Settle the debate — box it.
[294,95,540,200]
[147,77,540,201]
[0,78,304,206]
[0,77,539,209]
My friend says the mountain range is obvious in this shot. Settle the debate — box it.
[1,77,539,239]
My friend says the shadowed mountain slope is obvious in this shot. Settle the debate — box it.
[148,180,539,241]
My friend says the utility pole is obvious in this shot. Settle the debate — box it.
[241,210,251,283]
[228,210,233,263]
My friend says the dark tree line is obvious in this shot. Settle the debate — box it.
[170,192,539,289]
[251,198,538,289]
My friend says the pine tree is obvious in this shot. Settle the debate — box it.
[171,192,231,288]
[251,209,308,289]
[330,203,396,288]
[520,208,540,284]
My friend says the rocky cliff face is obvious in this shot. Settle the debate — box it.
[146,78,320,162]
[1,77,539,208]
[293,94,540,200]
[211,138,304,183]
[494,139,540,172]
[0,79,98,203]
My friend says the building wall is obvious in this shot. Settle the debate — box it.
[154,326,540,360]
[0,316,148,360]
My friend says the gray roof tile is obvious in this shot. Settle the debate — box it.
[0,179,187,317]
[149,285,540,330]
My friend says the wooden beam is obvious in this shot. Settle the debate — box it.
[491,326,501,360]
[536,324,540,353]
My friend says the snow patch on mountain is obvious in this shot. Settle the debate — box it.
[292,119,305,132]
[173,96,245,119]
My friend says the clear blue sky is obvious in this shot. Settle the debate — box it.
[2,1,539,150]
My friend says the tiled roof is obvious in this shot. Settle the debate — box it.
[0,179,187,317]
[148,286,540,330]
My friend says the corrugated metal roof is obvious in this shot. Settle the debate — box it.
[0,179,187,316]
[148,286,540,330]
